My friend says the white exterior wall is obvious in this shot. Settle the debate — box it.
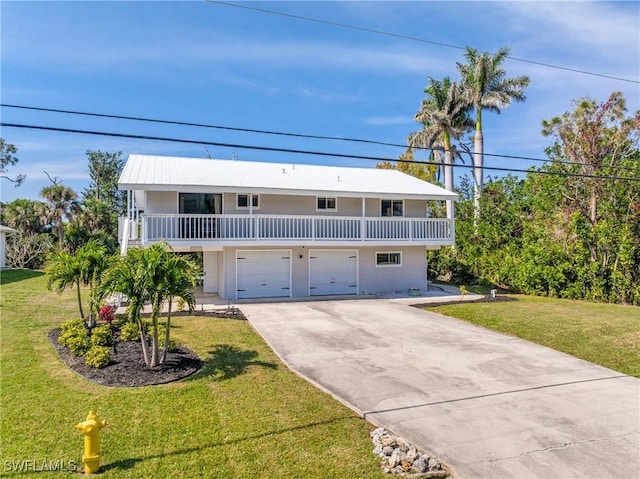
[1,232,6,269]
[143,192,432,218]
[218,245,427,300]
[358,246,427,295]
[146,191,177,213]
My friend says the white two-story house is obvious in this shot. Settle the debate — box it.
[118,154,456,300]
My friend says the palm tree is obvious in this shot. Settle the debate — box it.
[97,246,155,366]
[2,199,46,235]
[159,254,198,364]
[410,77,473,217]
[45,241,113,320]
[457,46,530,217]
[80,241,114,321]
[46,250,86,318]
[40,184,80,244]
[97,243,198,368]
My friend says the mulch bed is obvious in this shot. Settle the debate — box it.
[48,328,202,387]
[48,309,247,387]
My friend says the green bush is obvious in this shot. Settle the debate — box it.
[60,319,86,336]
[84,345,111,368]
[119,322,139,342]
[66,334,91,357]
[91,325,113,347]
[59,319,89,352]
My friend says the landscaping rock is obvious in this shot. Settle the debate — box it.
[370,427,449,478]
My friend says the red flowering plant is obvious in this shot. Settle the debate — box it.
[99,305,116,332]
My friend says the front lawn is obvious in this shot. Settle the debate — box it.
[0,270,385,478]
[424,295,640,377]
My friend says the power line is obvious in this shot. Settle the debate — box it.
[207,1,639,85]
[0,103,399,148]
[4,103,638,172]
[2,122,639,183]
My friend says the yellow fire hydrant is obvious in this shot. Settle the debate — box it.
[75,409,108,474]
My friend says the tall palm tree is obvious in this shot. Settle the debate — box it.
[40,184,80,244]
[410,77,472,217]
[457,46,530,217]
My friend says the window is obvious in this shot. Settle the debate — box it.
[381,199,403,217]
[237,194,259,209]
[376,252,402,267]
[316,197,337,211]
[179,193,221,214]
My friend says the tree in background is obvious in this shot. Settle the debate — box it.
[429,92,640,305]
[457,46,530,218]
[410,77,472,217]
[1,198,47,235]
[1,198,53,269]
[66,150,126,252]
[83,150,125,215]
[40,183,80,245]
[376,148,439,184]
[535,92,640,303]
[0,138,25,187]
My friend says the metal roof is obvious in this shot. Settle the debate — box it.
[119,154,458,201]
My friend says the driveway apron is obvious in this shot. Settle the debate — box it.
[241,299,640,479]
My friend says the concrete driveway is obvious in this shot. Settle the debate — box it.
[240,298,640,479]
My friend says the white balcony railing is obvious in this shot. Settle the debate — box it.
[139,214,453,243]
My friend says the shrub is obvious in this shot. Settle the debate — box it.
[84,345,111,368]
[59,319,88,351]
[91,325,113,347]
[61,319,86,336]
[119,322,139,342]
[66,334,91,357]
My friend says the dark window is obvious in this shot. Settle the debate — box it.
[317,197,337,210]
[179,193,221,214]
[237,194,259,209]
[381,200,403,217]
[376,252,402,266]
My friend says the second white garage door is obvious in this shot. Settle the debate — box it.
[236,250,291,299]
[309,249,358,296]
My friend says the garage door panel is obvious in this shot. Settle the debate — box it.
[310,250,358,296]
[237,250,291,299]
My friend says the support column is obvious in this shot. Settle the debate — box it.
[361,197,366,241]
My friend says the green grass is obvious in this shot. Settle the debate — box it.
[0,270,385,478]
[425,295,640,377]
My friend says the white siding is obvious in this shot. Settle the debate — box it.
[218,245,428,300]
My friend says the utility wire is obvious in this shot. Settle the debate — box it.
[4,103,639,172]
[207,1,639,85]
[2,122,639,182]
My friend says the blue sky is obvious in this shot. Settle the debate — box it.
[1,1,638,203]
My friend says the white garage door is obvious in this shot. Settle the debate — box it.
[236,250,291,299]
[309,250,358,296]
